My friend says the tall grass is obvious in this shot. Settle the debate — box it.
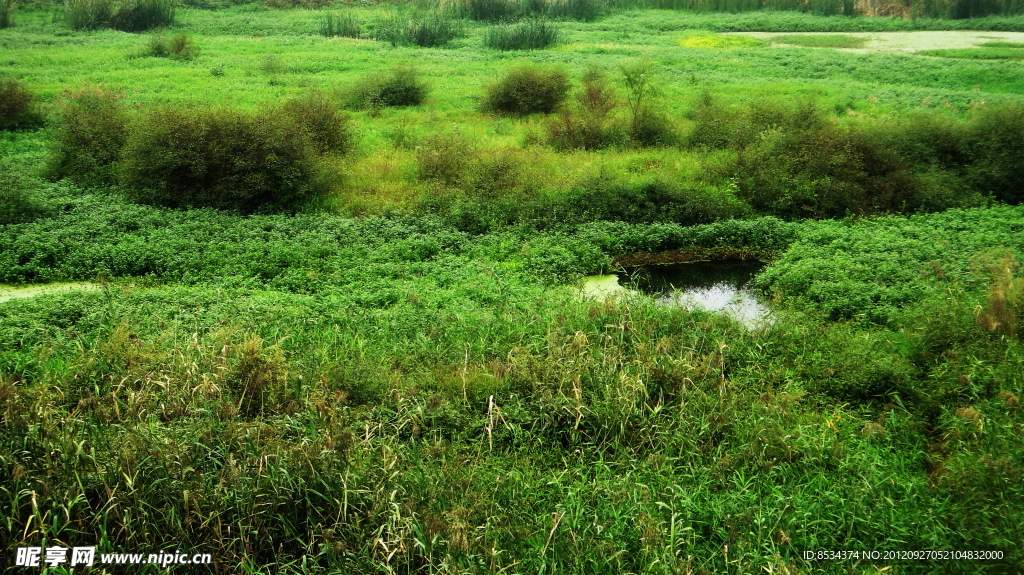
[639,0,1024,17]
[483,18,559,50]
[372,12,463,47]
[444,0,606,20]
[64,0,114,30]
[318,11,361,38]
[64,0,174,31]
[110,0,175,32]
[0,0,15,28]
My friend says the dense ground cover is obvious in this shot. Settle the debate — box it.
[2,3,1023,573]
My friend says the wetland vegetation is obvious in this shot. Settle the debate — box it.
[1,0,1023,572]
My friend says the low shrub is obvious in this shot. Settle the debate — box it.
[619,58,674,147]
[546,69,624,150]
[962,103,1024,204]
[735,119,922,219]
[546,178,751,225]
[416,131,474,185]
[119,106,328,212]
[0,162,47,225]
[372,13,463,47]
[482,65,570,116]
[483,18,559,50]
[146,33,198,60]
[47,85,128,187]
[348,65,428,109]
[0,77,43,131]
[281,91,352,153]
[319,12,360,38]
[628,106,675,147]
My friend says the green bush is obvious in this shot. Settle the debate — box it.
[619,58,674,147]
[0,77,43,131]
[319,11,360,38]
[546,69,624,150]
[736,118,922,219]
[416,131,473,185]
[482,65,570,116]
[371,13,463,47]
[962,103,1024,204]
[146,33,198,60]
[119,106,328,212]
[47,85,128,187]
[348,65,428,109]
[281,91,352,153]
[483,18,559,50]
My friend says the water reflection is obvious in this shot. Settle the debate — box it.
[582,261,773,328]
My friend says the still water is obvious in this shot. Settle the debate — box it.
[582,261,772,328]
[0,282,101,303]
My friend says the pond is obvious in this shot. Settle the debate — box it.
[0,282,102,304]
[582,261,772,328]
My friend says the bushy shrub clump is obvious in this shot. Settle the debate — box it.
[146,33,198,60]
[64,0,174,31]
[281,91,352,153]
[735,110,924,218]
[546,69,624,150]
[482,65,570,116]
[483,18,559,50]
[348,65,428,109]
[962,104,1024,205]
[372,13,463,47]
[47,85,128,187]
[0,77,43,131]
[118,106,329,213]
[416,131,474,185]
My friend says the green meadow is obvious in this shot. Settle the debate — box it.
[1,1,1023,572]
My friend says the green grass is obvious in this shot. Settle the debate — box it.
[2,5,1024,573]
[770,32,868,48]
